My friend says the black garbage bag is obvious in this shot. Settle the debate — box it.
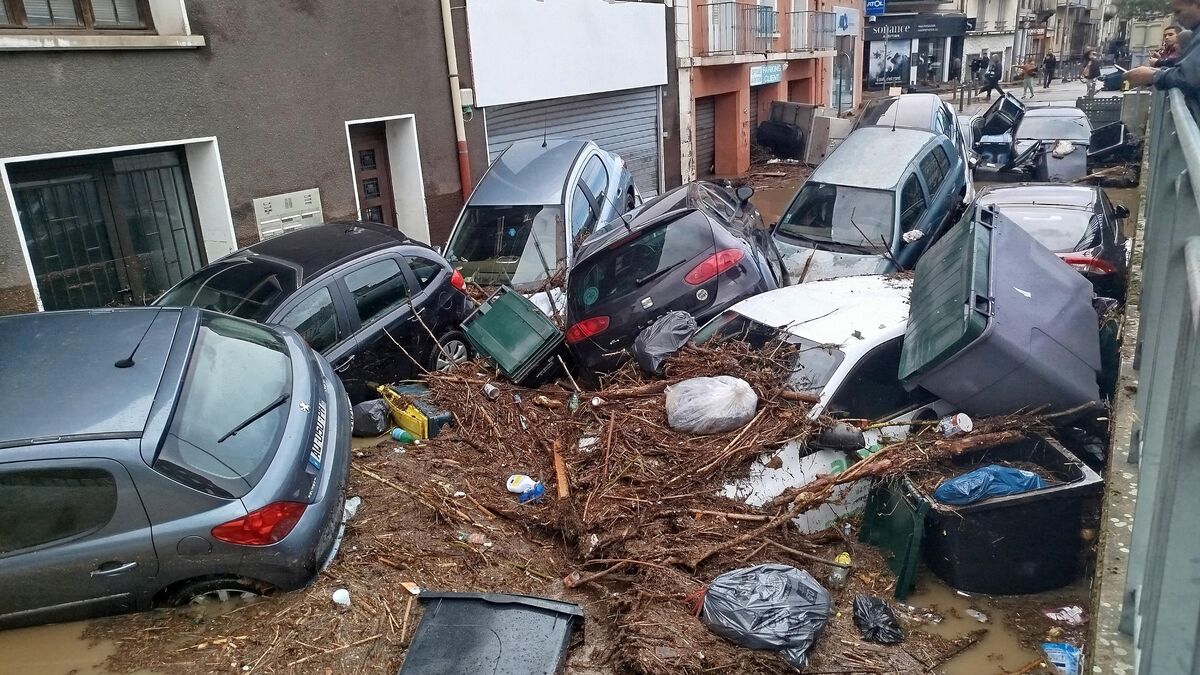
[632,311,698,375]
[700,564,831,667]
[352,398,390,437]
[853,594,904,644]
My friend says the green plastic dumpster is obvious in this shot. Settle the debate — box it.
[461,286,563,385]
[898,204,1101,416]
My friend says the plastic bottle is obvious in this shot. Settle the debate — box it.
[391,428,416,443]
[828,551,852,588]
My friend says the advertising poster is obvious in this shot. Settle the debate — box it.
[868,39,911,87]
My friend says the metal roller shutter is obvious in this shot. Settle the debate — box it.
[695,96,716,178]
[485,87,662,197]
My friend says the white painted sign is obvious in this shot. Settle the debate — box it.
[833,6,861,37]
[750,63,784,86]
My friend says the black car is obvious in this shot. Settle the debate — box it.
[975,184,1130,300]
[156,221,472,401]
[565,182,787,371]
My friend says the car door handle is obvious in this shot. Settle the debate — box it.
[91,561,138,577]
[333,355,355,372]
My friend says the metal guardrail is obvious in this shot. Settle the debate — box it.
[787,11,834,52]
[697,1,777,56]
[1120,88,1200,673]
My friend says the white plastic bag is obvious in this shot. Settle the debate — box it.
[665,376,758,434]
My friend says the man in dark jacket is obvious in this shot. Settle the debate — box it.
[1042,52,1058,88]
[979,54,1005,99]
[1125,0,1200,96]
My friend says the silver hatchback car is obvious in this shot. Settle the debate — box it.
[443,138,638,293]
[0,307,351,629]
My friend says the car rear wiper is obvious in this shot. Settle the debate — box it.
[636,259,689,286]
[218,393,290,443]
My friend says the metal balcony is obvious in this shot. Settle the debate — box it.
[697,2,778,56]
[788,11,835,52]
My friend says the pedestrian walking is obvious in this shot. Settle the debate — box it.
[969,54,984,82]
[979,53,1005,99]
[1082,49,1101,97]
[1017,57,1038,98]
[1042,52,1058,88]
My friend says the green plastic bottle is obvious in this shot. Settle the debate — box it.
[391,428,416,444]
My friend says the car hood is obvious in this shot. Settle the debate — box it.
[778,244,895,283]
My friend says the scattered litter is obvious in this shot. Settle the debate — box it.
[632,310,698,375]
[938,413,974,438]
[331,589,351,609]
[700,564,831,668]
[400,582,421,596]
[482,383,500,400]
[391,428,417,444]
[457,532,492,547]
[828,551,852,588]
[1041,605,1088,626]
[506,474,537,493]
[351,399,390,437]
[766,158,802,164]
[665,376,758,434]
[1051,140,1077,158]
[852,595,904,644]
[1042,641,1083,675]
[964,608,990,623]
[342,496,361,521]
[901,229,925,244]
[933,465,1046,505]
[518,482,545,504]
[894,603,944,625]
[590,396,606,408]
[452,491,466,498]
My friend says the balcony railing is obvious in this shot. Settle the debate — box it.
[697,2,777,56]
[788,11,835,52]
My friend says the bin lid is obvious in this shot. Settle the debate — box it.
[977,92,1025,137]
[898,206,993,382]
[462,287,563,379]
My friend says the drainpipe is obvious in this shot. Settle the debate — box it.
[440,0,472,201]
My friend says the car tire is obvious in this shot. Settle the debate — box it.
[431,330,473,372]
[165,577,271,607]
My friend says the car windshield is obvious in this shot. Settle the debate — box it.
[1016,115,1090,141]
[776,182,895,253]
[695,311,845,394]
[156,258,298,323]
[568,213,714,316]
[983,203,1096,251]
[154,314,292,499]
[445,204,566,289]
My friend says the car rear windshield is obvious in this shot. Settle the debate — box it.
[776,182,896,253]
[568,213,714,316]
[154,314,292,499]
[156,258,298,323]
[858,100,932,131]
[985,204,1096,252]
[1016,115,1090,141]
[696,311,845,394]
[444,205,566,289]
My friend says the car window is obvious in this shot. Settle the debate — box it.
[155,258,298,323]
[570,185,598,239]
[443,204,566,289]
[700,184,738,217]
[406,256,444,290]
[345,258,410,324]
[933,144,952,176]
[899,174,927,233]
[918,152,944,192]
[280,287,342,352]
[936,107,953,136]
[827,338,936,419]
[0,467,117,555]
[580,156,609,209]
[154,314,291,499]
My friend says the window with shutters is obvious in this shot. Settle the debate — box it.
[0,0,150,29]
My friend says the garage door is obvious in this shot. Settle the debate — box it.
[695,96,716,178]
[485,87,662,197]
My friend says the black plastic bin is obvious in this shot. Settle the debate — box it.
[902,435,1102,595]
[399,592,583,675]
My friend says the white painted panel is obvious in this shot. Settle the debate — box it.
[466,0,667,107]
[385,117,430,244]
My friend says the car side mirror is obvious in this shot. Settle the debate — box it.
[1113,204,1130,218]
[735,185,755,204]
[434,245,444,255]
[811,422,867,451]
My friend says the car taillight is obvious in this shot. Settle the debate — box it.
[450,269,466,293]
[566,316,610,344]
[212,501,306,546]
[1060,250,1118,275]
[684,249,744,285]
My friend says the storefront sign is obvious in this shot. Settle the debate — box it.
[864,14,970,41]
[866,38,911,87]
[865,0,886,17]
[749,63,784,86]
[833,6,860,37]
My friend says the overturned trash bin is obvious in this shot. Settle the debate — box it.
[462,286,564,386]
[399,592,583,675]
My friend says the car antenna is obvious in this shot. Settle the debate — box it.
[542,109,549,148]
[115,307,164,368]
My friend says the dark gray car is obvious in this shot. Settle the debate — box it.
[0,307,351,629]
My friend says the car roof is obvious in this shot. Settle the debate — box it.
[811,127,939,190]
[468,138,592,206]
[573,182,726,264]
[722,275,912,351]
[0,307,186,448]
[977,183,1099,209]
[238,221,414,284]
[1023,106,1087,118]
[858,94,943,130]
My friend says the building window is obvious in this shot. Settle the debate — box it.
[1,0,149,30]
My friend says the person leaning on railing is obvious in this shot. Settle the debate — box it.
[1124,0,1200,96]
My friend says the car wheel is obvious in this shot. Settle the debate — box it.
[433,331,473,371]
[166,577,270,607]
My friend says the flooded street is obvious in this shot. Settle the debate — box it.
[0,622,124,675]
